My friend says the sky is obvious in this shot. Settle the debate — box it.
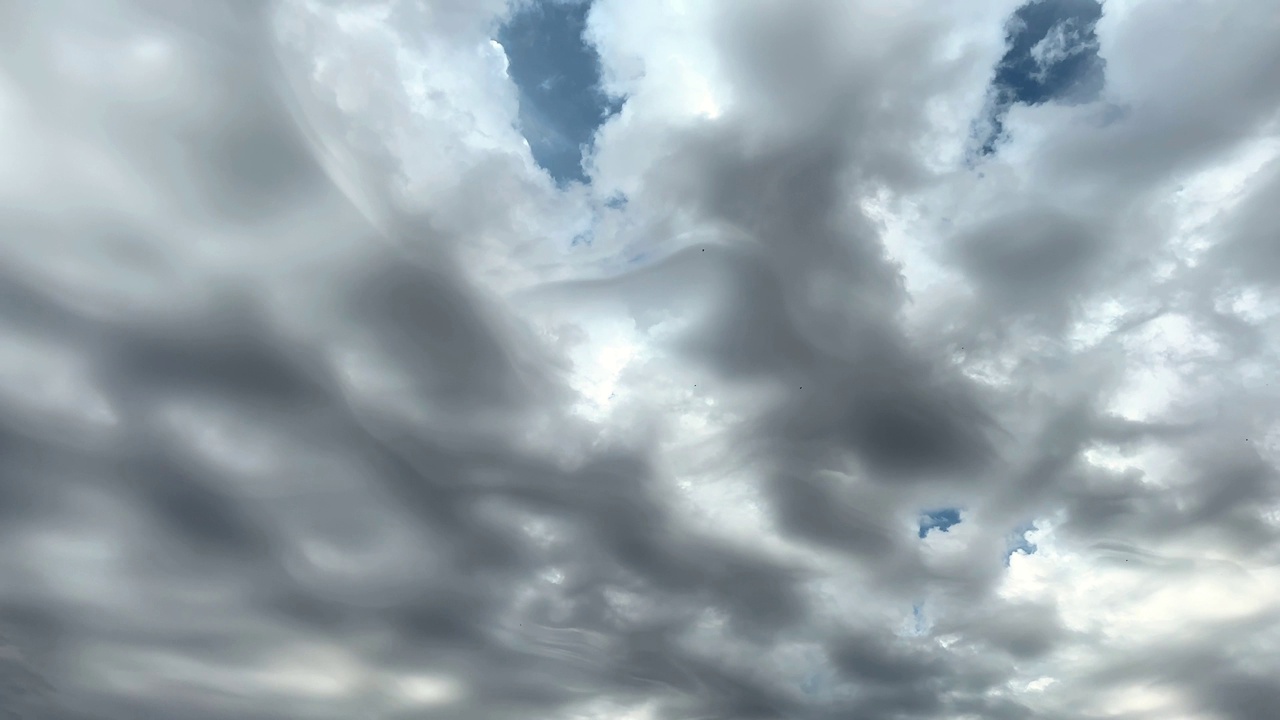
[498,0,618,185]
[0,0,1279,719]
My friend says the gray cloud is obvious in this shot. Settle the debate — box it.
[0,0,1278,719]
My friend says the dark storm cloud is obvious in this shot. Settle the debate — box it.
[3,0,1280,718]
[0,626,56,720]
[0,4,823,714]
[0,2,593,717]
[619,74,999,488]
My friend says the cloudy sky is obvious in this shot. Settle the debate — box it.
[1,0,1279,718]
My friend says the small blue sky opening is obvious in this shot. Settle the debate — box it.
[973,0,1107,157]
[498,0,623,186]
[911,603,931,636]
[797,647,833,698]
[918,508,962,539]
[1005,522,1039,565]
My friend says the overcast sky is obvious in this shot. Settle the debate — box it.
[1,0,1279,718]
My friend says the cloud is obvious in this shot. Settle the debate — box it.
[0,0,1278,718]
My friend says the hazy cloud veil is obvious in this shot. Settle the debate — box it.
[1,0,1278,718]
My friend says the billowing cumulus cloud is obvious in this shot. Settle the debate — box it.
[1,0,1278,719]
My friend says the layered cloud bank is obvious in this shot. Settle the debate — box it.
[1,1,1278,718]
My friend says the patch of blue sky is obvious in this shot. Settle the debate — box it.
[568,193,630,251]
[1005,522,1039,565]
[498,0,622,186]
[918,508,962,539]
[910,602,933,636]
[974,0,1107,157]
[797,649,837,700]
